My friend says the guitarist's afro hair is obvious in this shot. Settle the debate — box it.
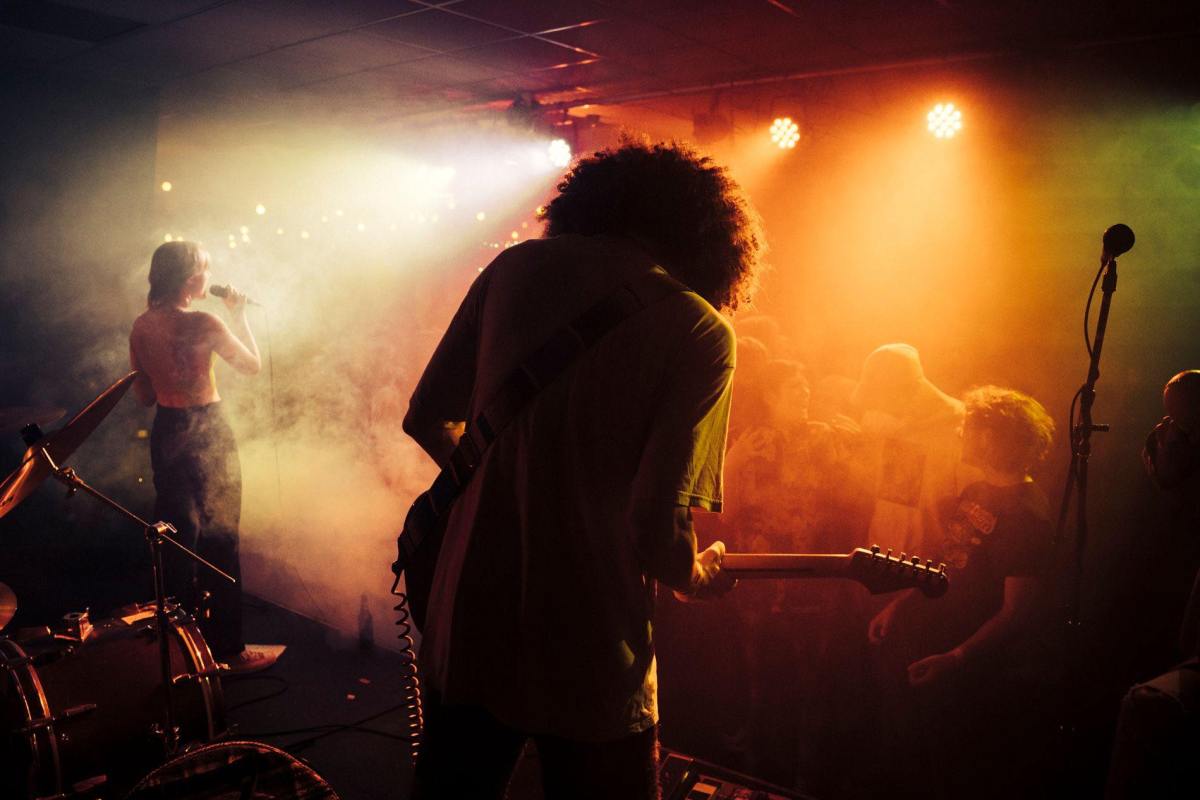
[540,136,765,313]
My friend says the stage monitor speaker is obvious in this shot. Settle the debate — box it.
[506,744,814,800]
[658,748,814,800]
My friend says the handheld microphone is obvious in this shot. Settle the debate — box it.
[1101,223,1135,265]
[209,284,261,307]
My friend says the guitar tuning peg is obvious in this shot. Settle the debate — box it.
[886,548,893,562]
[871,544,880,554]
[925,559,934,570]
[911,555,920,566]
[939,562,947,574]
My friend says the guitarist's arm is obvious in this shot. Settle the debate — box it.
[628,298,737,600]
[403,262,495,468]
[633,502,733,599]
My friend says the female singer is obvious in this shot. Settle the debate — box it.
[129,240,274,673]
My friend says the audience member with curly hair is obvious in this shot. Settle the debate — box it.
[867,385,1059,799]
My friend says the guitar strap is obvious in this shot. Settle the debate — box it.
[394,265,687,571]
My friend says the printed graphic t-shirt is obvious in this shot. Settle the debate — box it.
[407,234,736,741]
[863,402,974,559]
[918,479,1054,657]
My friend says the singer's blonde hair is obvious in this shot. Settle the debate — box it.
[147,241,208,308]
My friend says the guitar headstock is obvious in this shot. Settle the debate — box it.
[848,545,949,598]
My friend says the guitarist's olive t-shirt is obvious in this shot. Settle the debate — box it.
[407,234,735,741]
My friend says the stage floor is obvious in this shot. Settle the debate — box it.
[224,596,416,799]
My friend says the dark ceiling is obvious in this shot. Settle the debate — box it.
[3,0,1198,127]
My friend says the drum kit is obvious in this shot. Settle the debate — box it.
[0,375,332,799]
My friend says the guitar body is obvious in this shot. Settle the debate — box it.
[390,272,687,634]
[392,491,446,633]
[401,532,440,634]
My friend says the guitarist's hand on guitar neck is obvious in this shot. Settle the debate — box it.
[674,541,737,603]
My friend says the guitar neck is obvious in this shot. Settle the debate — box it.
[722,553,850,580]
[721,548,949,597]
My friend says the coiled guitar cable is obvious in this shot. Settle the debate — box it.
[390,572,423,761]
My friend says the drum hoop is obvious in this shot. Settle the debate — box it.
[0,637,63,797]
[164,608,225,740]
[128,739,341,799]
[3,608,229,799]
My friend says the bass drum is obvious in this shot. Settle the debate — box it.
[0,603,225,799]
[124,740,339,800]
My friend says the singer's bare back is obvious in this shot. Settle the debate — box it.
[130,307,259,408]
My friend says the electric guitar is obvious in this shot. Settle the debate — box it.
[723,545,949,598]
[391,487,446,633]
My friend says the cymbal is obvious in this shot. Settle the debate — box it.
[0,406,65,437]
[0,582,15,630]
[0,372,137,520]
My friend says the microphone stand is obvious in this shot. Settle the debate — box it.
[37,447,236,756]
[1054,250,1119,772]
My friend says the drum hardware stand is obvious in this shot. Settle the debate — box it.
[34,446,236,756]
[59,611,93,642]
[1053,223,1134,777]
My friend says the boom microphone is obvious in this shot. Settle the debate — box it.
[209,284,261,307]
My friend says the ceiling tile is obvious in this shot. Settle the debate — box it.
[459,36,589,73]
[475,60,623,103]
[711,28,866,74]
[590,0,701,14]
[239,31,430,88]
[832,0,976,57]
[548,16,693,55]
[55,1,221,25]
[378,54,512,87]
[59,34,252,83]
[618,42,753,78]
[639,1,802,46]
[241,0,433,37]
[64,7,293,78]
[366,7,513,51]
[539,57,628,85]
[446,0,609,34]
[0,25,95,64]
